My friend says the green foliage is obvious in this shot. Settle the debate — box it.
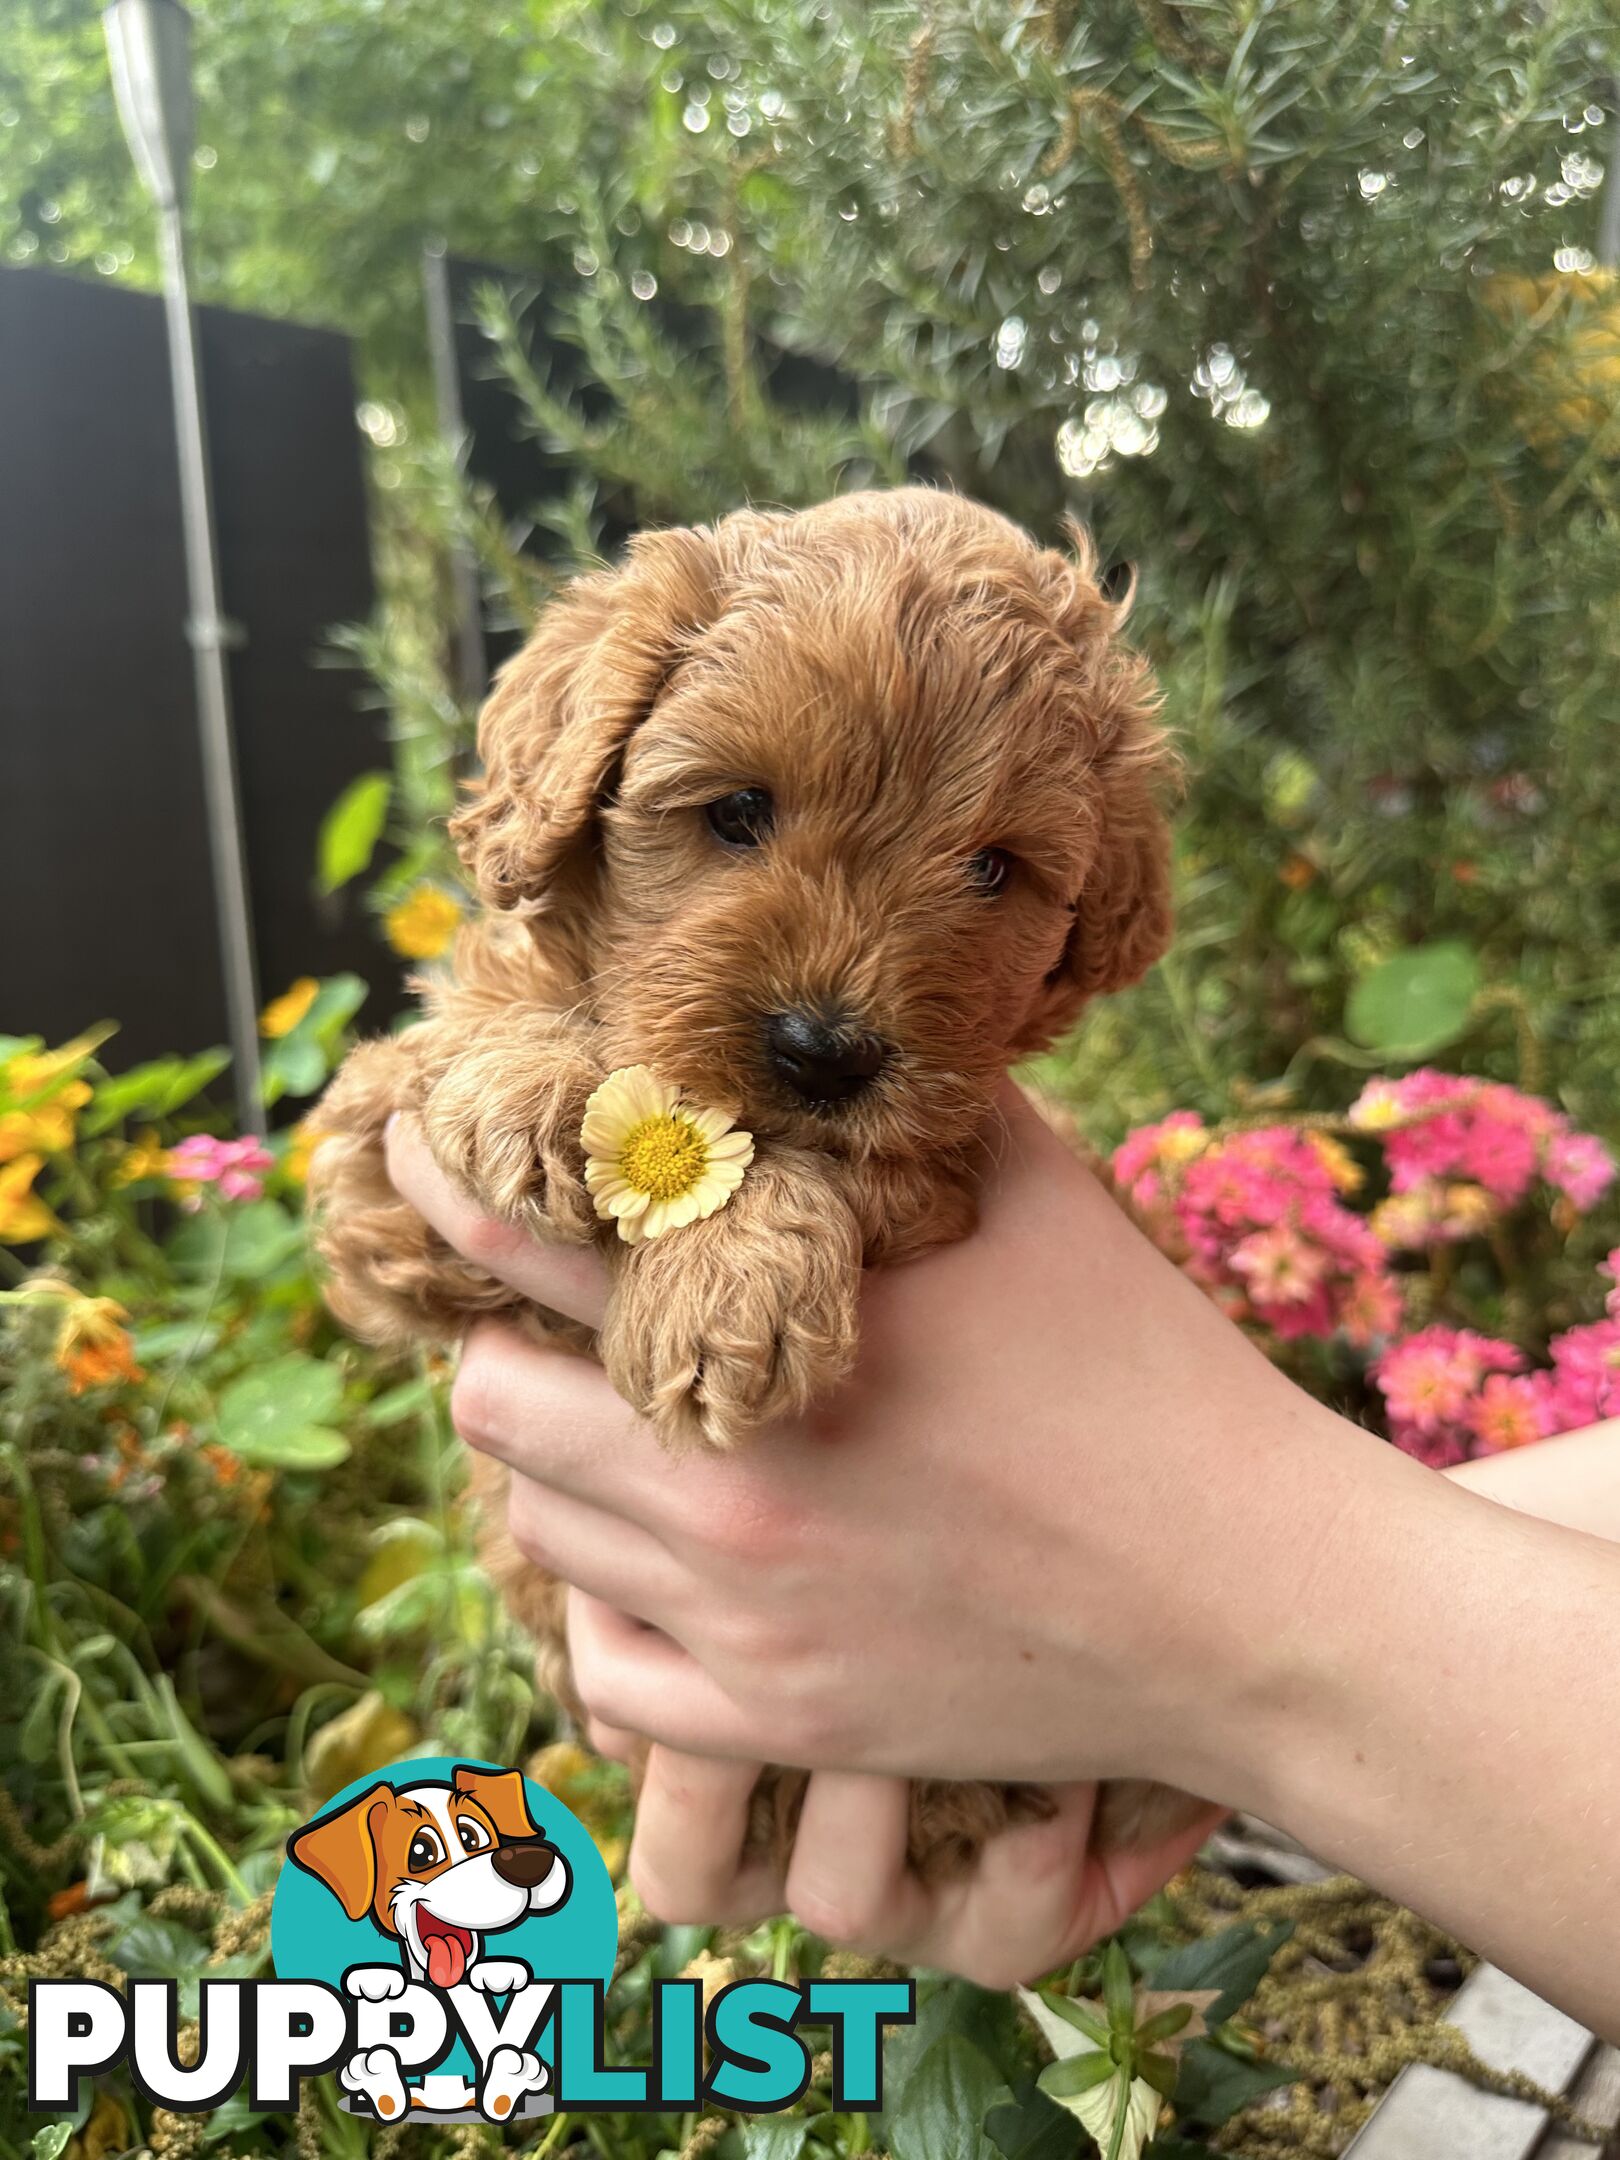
[11,0,1617,1140]
[316,770,392,894]
[1346,941,1482,1060]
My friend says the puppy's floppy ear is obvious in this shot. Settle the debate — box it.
[452,520,757,928]
[1014,525,1178,1051]
[287,1783,391,1921]
[452,1766,539,1843]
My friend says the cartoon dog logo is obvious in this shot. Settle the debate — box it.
[288,1763,571,2122]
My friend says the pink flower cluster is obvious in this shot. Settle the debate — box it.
[1372,1257,1620,1466]
[1113,1116,1400,1345]
[166,1133,273,1210]
[1349,1070,1614,1215]
[1371,1327,1532,1466]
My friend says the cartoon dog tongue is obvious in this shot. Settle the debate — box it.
[423,1922,469,1989]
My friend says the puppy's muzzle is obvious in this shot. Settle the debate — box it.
[764,1010,889,1107]
[490,1839,562,1889]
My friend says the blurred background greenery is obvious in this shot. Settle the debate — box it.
[9,0,1620,1144]
[6,5,1620,2155]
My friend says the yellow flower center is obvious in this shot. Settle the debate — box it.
[619,1114,708,1201]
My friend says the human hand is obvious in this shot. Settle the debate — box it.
[385,1091,1375,1801]
[612,1749,1222,1989]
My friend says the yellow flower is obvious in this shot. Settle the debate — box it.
[260,976,320,1038]
[0,1154,54,1243]
[281,1119,328,1185]
[1441,1181,1496,1237]
[384,883,462,960]
[1347,1079,1405,1133]
[1308,1132,1363,1194]
[582,1066,753,1245]
[0,1048,93,1163]
[113,1129,168,1186]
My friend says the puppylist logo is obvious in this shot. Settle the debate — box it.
[29,1756,913,2125]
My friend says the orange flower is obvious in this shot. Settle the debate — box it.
[47,1881,94,1922]
[1278,852,1316,891]
[63,1337,144,1396]
[55,1295,144,1396]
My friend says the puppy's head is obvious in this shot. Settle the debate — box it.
[454,488,1173,1161]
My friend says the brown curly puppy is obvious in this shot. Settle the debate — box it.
[312,487,1189,1878]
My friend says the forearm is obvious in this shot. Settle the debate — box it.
[1445,1418,1620,1539]
[1225,1426,1620,2037]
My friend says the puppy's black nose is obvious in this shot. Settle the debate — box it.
[491,1839,559,1888]
[764,1011,887,1105]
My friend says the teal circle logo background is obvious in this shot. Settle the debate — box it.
[270,1755,617,2042]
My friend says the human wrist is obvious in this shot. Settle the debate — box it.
[1144,1399,1427,1819]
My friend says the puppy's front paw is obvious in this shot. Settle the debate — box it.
[466,1956,530,1996]
[420,1051,597,1244]
[601,1191,860,1449]
[343,1964,407,2003]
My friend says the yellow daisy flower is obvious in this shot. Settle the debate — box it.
[384,884,462,960]
[260,976,320,1038]
[581,1066,753,1245]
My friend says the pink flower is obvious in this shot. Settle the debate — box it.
[1373,1326,1524,1466]
[166,1133,274,1210]
[1351,1068,1612,1223]
[1340,1269,1404,1349]
[1468,1373,1547,1453]
[1545,1132,1617,1212]
[1229,1225,1328,1306]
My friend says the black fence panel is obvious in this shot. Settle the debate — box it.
[0,264,391,1077]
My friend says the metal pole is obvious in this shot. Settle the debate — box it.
[154,198,265,1129]
[1598,93,1620,272]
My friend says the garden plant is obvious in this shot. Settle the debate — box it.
[5,0,1620,2155]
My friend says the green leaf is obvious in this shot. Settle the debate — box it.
[31,2126,74,2160]
[742,2123,811,2160]
[359,1377,435,1427]
[317,770,392,893]
[169,1198,306,1283]
[1172,2041,1298,2127]
[1034,1990,1110,2048]
[1040,2053,1117,2099]
[83,1049,230,1134]
[883,1978,1021,2109]
[232,1422,351,1470]
[1136,1921,1295,2027]
[107,1915,209,1981]
[260,973,369,1106]
[1345,941,1481,1059]
[889,2037,1007,2160]
[217,1351,343,1458]
[986,2075,1083,2160]
[1103,1942,1135,2033]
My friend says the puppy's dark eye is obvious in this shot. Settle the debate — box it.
[705,787,774,848]
[407,1829,444,1871]
[966,847,1013,896]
